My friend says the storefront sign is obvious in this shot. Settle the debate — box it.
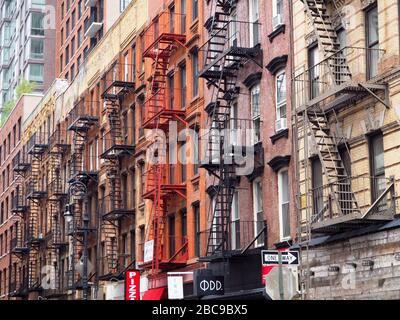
[125,270,140,301]
[144,240,154,263]
[167,276,184,300]
[194,275,224,297]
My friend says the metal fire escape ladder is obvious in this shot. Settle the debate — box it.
[147,44,170,275]
[201,0,260,257]
[69,130,86,288]
[103,98,122,273]
[28,155,40,290]
[301,0,359,220]
[303,0,351,84]
[142,16,188,278]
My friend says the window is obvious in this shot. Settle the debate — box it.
[366,5,379,79]
[120,0,131,12]
[31,12,44,35]
[130,230,136,262]
[78,1,82,18]
[78,27,83,47]
[272,0,284,29]
[66,18,70,38]
[250,84,261,143]
[61,2,65,20]
[130,106,136,144]
[168,73,175,109]
[278,169,290,240]
[337,27,347,51]
[249,0,260,46]
[30,38,44,59]
[122,234,128,267]
[252,180,264,246]
[181,0,186,32]
[140,163,145,199]
[131,45,136,81]
[71,10,76,27]
[29,64,44,83]
[180,143,187,182]
[192,0,198,20]
[181,209,187,246]
[65,45,70,64]
[276,70,287,131]
[229,11,238,47]
[193,203,200,257]
[89,143,94,171]
[169,215,176,258]
[192,49,199,98]
[370,133,385,202]
[308,45,320,99]
[231,191,240,249]
[180,63,186,109]
[193,126,200,175]
[169,5,175,33]
[70,64,75,80]
[312,158,323,217]
[124,53,129,82]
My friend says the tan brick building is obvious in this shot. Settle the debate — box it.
[292,0,400,299]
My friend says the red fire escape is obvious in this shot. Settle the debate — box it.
[140,11,188,280]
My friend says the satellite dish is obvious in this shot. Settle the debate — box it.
[265,266,299,300]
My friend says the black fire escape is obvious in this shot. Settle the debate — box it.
[199,0,265,260]
[66,97,99,291]
[99,61,135,279]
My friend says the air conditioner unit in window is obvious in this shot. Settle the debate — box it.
[276,118,287,132]
[273,14,284,29]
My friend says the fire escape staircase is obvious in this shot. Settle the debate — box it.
[140,12,188,277]
[298,0,395,235]
[199,0,262,259]
[66,101,99,290]
[298,0,388,112]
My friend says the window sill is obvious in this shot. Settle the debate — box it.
[268,24,286,43]
[270,128,289,145]
[191,173,200,184]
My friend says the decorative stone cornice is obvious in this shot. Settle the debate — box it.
[266,55,288,75]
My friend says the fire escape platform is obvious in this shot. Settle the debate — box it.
[143,109,186,130]
[13,163,31,173]
[101,81,135,100]
[27,191,48,200]
[28,144,49,156]
[297,81,388,113]
[199,45,262,80]
[68,171,98,184]
[143,185,187,200]
[11,246,29,255]
[102,208,135,221]
[11,205,29,214]
[68,116,99,132]
[100,144,136,160]
[143,33,186,58]
[138,260,187,271]
[311,211,394,235]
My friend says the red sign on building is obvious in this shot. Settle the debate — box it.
[125,270,140,300]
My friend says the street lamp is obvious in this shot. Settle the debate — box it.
[67,181,90,300]
[64,203,74,223]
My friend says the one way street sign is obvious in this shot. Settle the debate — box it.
[261,250,299,266]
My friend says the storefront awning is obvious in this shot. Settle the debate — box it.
[142,287,166,300]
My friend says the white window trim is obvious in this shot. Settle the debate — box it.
[278,168,291,241]
[272,0,284,30]
[231,191,240,250]
[252,179,264,247]
[251,83,261,144]
[249,0,260,47]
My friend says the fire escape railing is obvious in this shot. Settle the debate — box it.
[294,46,387,111]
